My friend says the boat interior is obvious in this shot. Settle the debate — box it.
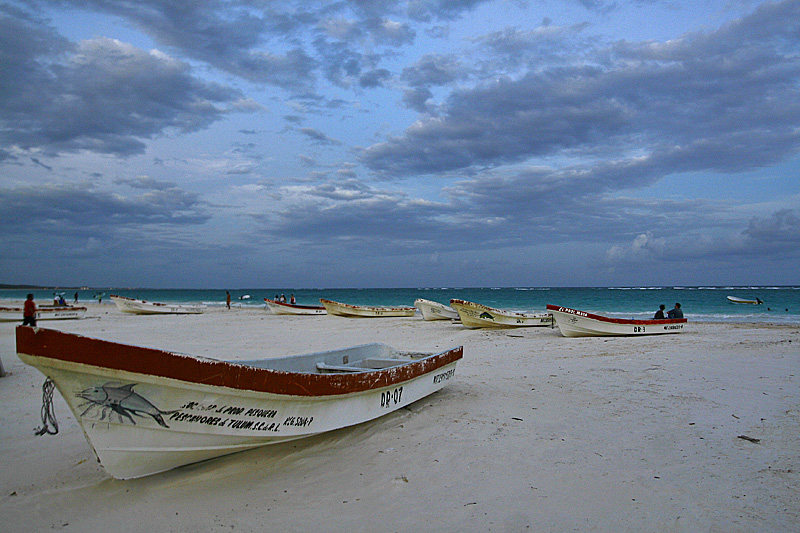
[236,343,429,374]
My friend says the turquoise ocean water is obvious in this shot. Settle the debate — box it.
[2,286,797,324]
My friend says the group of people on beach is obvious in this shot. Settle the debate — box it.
[654,302,683,319]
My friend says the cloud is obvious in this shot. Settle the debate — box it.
[0,10,249,157]
[43,0,492,96]
[298,127,342,145]
[743,208,800,245]
[362,1,800,182]
[604,209,800,268]
[0,181,210,235]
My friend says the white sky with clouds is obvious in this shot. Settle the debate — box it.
[1,0,798,288]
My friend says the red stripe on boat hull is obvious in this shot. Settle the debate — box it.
[16,326,462,397]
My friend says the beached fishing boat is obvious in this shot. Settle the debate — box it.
[110,295,206,315]
[449,299,553,329]
[726,295,763,305]
[16,326,462,479]
[414,298,459,321]
[0,305,87,322]
[547,304,687,337]
[320,299,416,318]
[265,298,327,315]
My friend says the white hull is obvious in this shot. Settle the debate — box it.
[320,299,416,318]
[547,305,687,337]
[449,299,553,329]
[414,299,459,321]
[17,327,461,479]
[727,296,762,305]
[265,298,326,315]
[0,305,87,322]
[111,295,206,315]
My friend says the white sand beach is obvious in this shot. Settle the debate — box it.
[1,302,798,532]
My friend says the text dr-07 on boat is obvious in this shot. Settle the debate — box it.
[16,326,462,479]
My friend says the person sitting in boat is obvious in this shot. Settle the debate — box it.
[654,304,666,319]
[667,303,683,319]
[290,294,296,304]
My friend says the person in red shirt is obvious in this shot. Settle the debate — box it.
[23,293,37,326]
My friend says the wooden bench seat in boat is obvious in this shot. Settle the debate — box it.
[315,362,372,373]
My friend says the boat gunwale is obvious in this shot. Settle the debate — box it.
[264,298,326,311]
[546,304,687,325]
[110,295,207,310]
[414,298,456,311]
[16,326,462,397]
[450,299,550,319]
[0,305,88,312]
[319,298,416,313]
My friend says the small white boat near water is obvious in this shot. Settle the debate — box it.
[265,298,327,315]
[110,295,206,315]
[16,326,462,479]
[320,299,416,318]
[449,299,553,329]
[727,296,763,305]
[414,299,459,321]
[547,305,687,337]
[0,305,87,322]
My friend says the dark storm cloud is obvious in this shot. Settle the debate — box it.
[743,209,800,245]
[0,181,209,235]
[359,68,392,88]
[362,1,800,180]
[263,189,455,251]
[605,208,800,267]
[47,0,491,95]
[0,9,248,156]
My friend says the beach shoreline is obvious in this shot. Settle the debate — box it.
[1,304,798,531]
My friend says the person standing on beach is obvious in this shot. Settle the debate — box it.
[654,304,666,319]
[23,294,37,326]
[667,303,683,319]
[226,291,231,310]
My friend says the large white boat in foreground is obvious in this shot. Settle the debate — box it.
[0,305,87,322]
[414,298,459,321]
[16,326,462,479]
[547,304,687,337]
[265,298,327,315]
[110,295,206,315]
[320,299,417,318]
[449,299,553,328]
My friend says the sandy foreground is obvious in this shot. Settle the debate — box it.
[0,302,798,532]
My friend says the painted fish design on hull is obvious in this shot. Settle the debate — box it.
[78,383,175,427]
